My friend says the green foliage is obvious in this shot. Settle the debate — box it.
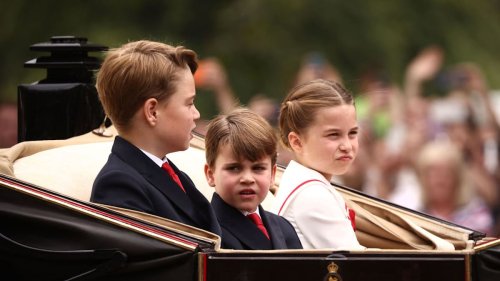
[1,0,500,119]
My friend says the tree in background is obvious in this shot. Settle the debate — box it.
[1,0,500,119]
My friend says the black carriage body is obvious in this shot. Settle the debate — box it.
[0,175,212,281]
[203,252,468,281]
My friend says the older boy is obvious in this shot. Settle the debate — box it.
[204,108,301,249]
[91,40,220,235]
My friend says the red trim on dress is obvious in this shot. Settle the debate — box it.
[277,179,322,215]
[277,178,356,230]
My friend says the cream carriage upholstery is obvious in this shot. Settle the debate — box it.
[0,126,276,209]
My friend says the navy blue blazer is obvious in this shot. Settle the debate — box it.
[91,136,221,235]
[211,193,302,250]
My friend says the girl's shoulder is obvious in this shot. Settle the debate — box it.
[281,161,328,182]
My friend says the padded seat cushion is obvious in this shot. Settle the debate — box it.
[7,135,275,209]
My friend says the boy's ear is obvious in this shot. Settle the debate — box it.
[288,132,302,152]
[204,163,216,187]
[143,98,159,126]
[270,164,277,189]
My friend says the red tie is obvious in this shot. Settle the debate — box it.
[162,162,186,193]
[247,213,270,239]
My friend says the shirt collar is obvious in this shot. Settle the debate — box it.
[241,208,261,217]
[140,149,165,167]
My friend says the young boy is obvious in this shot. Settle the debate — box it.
[91,40,220,235]
[204,108,302,249]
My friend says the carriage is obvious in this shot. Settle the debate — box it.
[1,126,499,281]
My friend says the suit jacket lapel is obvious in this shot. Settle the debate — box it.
[212,193,272,250]
[168,159,221,235]
[259,206,288,249]
[112,137,196,223]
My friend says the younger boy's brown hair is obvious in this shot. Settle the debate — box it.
[205,108,278,168]
[96,40,198,133]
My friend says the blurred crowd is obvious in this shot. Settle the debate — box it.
[193,46,500,237]
[0,102,17,148]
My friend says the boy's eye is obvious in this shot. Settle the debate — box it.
[225,165,241,172]
[252,165,268,172]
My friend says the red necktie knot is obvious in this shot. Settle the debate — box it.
[162,162,186,193]
[247,213,270,239]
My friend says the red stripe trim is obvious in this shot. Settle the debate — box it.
[203,253,207,281]
[1,177,198,248]
[277,179,322,215]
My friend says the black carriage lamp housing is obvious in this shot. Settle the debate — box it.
[18,36,109,142]
[24,36,107,83]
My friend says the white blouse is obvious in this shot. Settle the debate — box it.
[272,160,364,250]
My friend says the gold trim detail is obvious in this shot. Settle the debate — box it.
[326,262,342,281]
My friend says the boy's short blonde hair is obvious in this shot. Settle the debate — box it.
[205,108,278,168]
[96,40,198,132]
[279,79,354,149]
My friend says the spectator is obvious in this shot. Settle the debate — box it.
[415,140,494,235]
[293,52,343,86]
[0,102,17,148]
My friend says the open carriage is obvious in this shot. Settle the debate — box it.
[1,127,499,281]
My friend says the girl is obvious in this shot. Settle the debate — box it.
[272,79,364,249]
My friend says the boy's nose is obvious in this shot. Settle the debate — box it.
[193,105,201,120]
[240,171,255,183]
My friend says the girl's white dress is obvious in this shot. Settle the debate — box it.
[272,160,364,249]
